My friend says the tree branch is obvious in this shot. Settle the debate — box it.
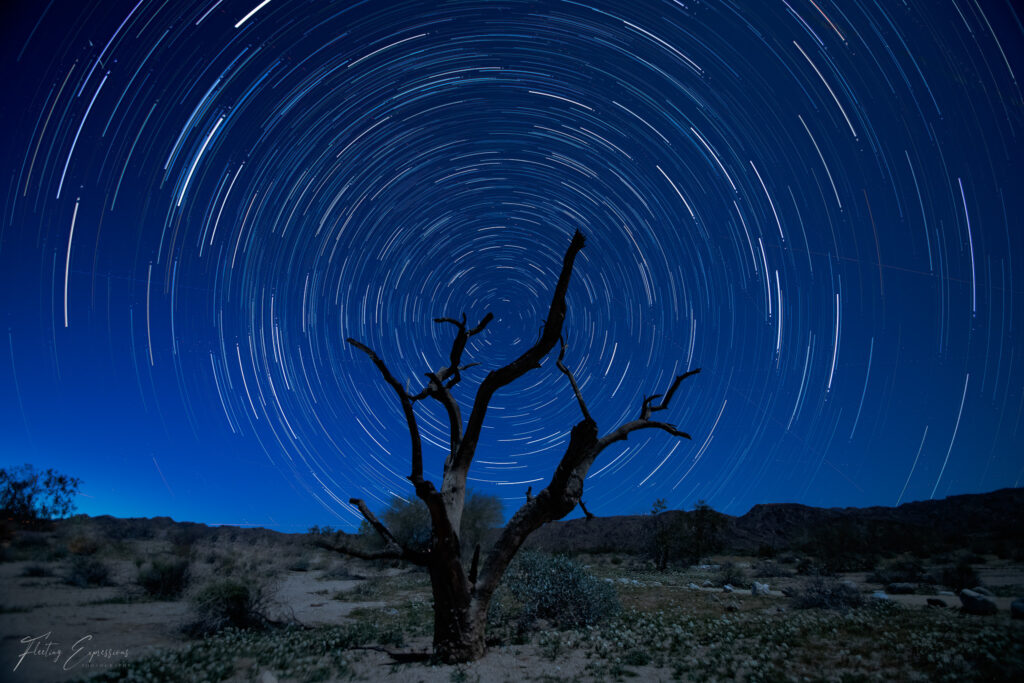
[641,369,701,419]
[346,338,426,483]
[579,500,595,520]
[454,230,587,479]
[312,498,430,566]
[313,537,407,563]
[475,365,701,601]
[556,335,592,422]
[350,498,401,548]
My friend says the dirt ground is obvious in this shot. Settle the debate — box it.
[2,539,1022,682]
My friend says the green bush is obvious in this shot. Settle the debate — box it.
[137,558,190,599]
[751,559,787,577]
[790,575,863,610]
[868,556,926,584]
[940,559,981,592]
[490,551,619,631]
[65,556,111,587]
[716,561,747,588]
[185,578,273,636]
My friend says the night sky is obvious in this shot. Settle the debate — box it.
[1,0,1022,532]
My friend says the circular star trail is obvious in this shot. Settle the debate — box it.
[1,1,1022,529]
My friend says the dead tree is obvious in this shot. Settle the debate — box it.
[320,230,699,662]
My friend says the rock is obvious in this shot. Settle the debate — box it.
[751,581,770,596]
[887,582,917,594]
[723,584,734,593]
[688,582,701,590]
[841,580,859,592]
[938,590,955,596]
[1011,599,1024,620]
[258,671,279,683]
[959,589,997,615]
[926,598,947,608]
[869,591,891,601]
[971,586,995,597]
[725,601,740,612]
[702,579,713,587]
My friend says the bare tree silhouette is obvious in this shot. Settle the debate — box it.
[319,230,699,662]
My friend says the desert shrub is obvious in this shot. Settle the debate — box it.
[795,556,834,576]
[790,575,863,610]
[365,490,503,561]
[752,559,787,577]
[490,551,619,631]
[184,578,274,636]
[287,557,311,572]
[940,559,981,592]
[65,556,111,587]
[67,535,100,555]
[335,576,388,600]
[460,491,503,560]
[368,497,431,553]
[0,464,81,527]
[138,558,190,599]
[716,561,747,588]
[868,555,926,584]
[21,563,50,577]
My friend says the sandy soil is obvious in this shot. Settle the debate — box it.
[0,558,388,682]
[2,549,1021,682]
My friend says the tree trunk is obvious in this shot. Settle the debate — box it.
[428,550,487,663]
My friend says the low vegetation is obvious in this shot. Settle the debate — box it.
[489,552,620,634]
[136,557,190,599]
[183,577,277,637]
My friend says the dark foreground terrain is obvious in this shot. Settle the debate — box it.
[1,490,1022,681]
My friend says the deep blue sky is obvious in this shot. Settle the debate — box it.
[1,0,1022,532]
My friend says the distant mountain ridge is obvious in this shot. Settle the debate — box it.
[46,488,1023,562]
[524,488,1024,558]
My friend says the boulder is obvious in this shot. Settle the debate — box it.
[971,586,995,597]
[926,598,947,608]
[751,581,770,596]
[1011,599,1024,620]
[688,582,701,590]
[702,579,713,587]
[723,584,734,593]
[869,591,891,601]
[887,582,917,594]
[959,589,997,615]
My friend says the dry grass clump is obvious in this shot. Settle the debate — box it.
[183,577,276,637]
[789,575,863,610]
[137,557,190,599]
[65,555,112,587]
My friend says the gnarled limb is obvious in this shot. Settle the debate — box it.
[556,335,592,422]
[447,231,586,525]
[579,500,595,520]
[346,338,425,483]
[314,497,430,566]
[314,537,424,564]
[475,367,700,603]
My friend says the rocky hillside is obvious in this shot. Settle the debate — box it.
[526,488,1024,559]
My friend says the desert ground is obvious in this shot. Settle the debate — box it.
[2,517,1022,682]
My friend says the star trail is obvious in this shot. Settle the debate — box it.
[1,0,1022,531]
